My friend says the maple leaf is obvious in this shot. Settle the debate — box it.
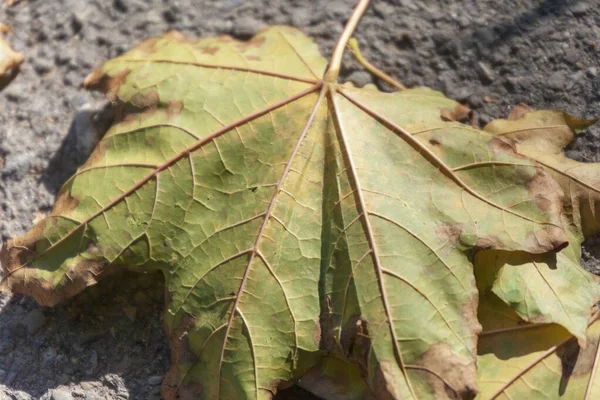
[0,24,23,90]
[0,1,597,399]
[472,106,600,399]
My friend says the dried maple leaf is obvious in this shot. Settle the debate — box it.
[0,25,23,89]
[0,1,598,399]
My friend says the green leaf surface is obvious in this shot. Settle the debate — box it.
[1,25,593,400]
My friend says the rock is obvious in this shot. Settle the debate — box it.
[586,67,598,77]
[51,390,74,400]
[431,31,461,57]
[23,309,46,335]
[232,17,261,39]
[290,8,311,26]
[33,58,53,75]
[3,82,26,102]
[476,62,494,83]
[147,375,163,386]
[572,2,590,17]
[567,70,584,90]
[345,70,373,87]
[547,71,566,90]
[564,48,580,64]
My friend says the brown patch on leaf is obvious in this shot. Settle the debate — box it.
[84,69,131,103]
[370,361,398,400]
[508,103,535,121]
[488,137,522,158]
[474,236,503,251]
[161,312,200,400]
[556,332,600,393]
[434,223,463,246]
[216,35,233,43]
[414,343,478,400]
[247,36,266,48]
[524,168,568,252]
[440,104,474,126]
[429,138,441,146]
[131,90,160,109]
[167,100,184,120]
[312,320,322,347]
[176,382,204,400]
[246,55,261,61]
[52,192,80,216]
[163,30,185,41]
[200,46,219,55]
[0,223,116,307]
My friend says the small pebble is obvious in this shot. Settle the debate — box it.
[147,375,163,386]
[345,70,373,87]
[232,17,261,39]
[572,2,590,17]
[51,389,74,400]
[476,62,494,83]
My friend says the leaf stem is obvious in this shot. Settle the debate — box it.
[326,0,371,82]
[348,38,406,89]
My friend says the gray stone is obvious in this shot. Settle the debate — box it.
[147,375,163,386]
[345,70,373,88]
[564,48,580,64]
[586,67,598,78]
[476,62,494,83]
[231,17,261,39]
[547,71,566,90]
[51,390,74,400]
[572,2,590,17]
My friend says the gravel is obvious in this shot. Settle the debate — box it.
[0,0,599,399]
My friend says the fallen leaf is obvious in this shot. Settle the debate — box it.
[0,3,597,400]
[0,26,23,89]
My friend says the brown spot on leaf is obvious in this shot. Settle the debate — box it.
[161,312,201,400]
[474,236,503,251]
[131,90,160,109]
[84,69,131,103]
[488,137,521,158]
[216,35,233,43]
[524,168,568,252]
[52,192,80,216]
[429,138,441,146]
[370,361,399,400]
[163,30,185,41]
[440,104,474,126]
[434,223,463,246]
[247,36,266,48]
[167,100,184,120]
[508,103,535,121]
[312,321,322,347]
[246,55,261,61]
[0,223,116,307]
[413,343,478,400]
[200,46,219,55]
[134,37,161,56]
